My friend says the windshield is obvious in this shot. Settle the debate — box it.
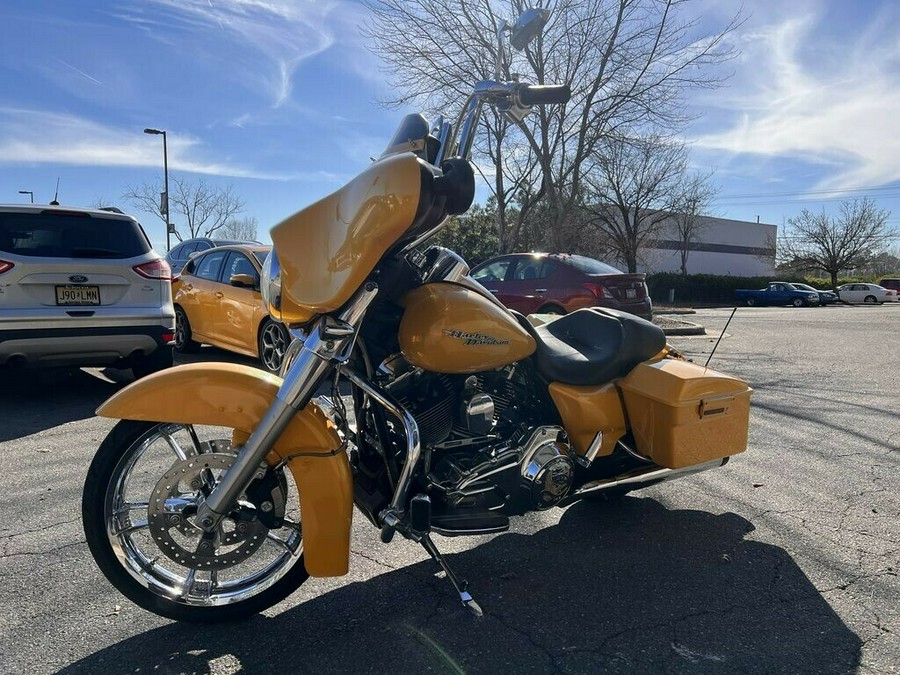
[253,250,270,264]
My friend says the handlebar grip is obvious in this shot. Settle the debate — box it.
[518,84,571,106]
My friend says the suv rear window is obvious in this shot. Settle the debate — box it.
[0,212,151,259]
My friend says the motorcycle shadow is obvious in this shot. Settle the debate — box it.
[61,497,861,674]
[0,367,125,442]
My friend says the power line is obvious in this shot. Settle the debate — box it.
[719,183,900,200]
[716,193,900,209]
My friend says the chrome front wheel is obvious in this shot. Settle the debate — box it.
[83,420,308,622]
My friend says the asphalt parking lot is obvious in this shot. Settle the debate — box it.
[0,303,897,674]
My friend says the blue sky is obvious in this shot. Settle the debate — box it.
[1,0,898,253]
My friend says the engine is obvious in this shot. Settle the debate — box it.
[382,359,575,520]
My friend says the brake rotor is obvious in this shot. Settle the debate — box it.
[147,453,273,571]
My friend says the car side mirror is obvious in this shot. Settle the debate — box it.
[230,273,256,289]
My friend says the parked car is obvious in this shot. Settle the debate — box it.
[836,283,898,304]
[0,204,174,377]
[172,244,290,372]
[165,237,262,274]
[877,277,900,295]
[790,282,839,305]
[469,253,652,320]
[734,282,819,307]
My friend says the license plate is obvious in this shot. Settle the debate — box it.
[626,288,637,299]
[56,285,100,306]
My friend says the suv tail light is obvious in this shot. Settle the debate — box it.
[583,282,614,299]
[133,259,172,281]
[0,260,13,275]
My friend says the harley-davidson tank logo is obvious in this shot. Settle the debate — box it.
[69,275,89,283]
[443,329,510,347]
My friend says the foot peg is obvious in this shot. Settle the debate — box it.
[420,534,483,617]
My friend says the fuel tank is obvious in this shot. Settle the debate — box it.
[400,282,536,373]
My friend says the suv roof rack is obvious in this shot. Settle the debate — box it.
[97,206,125,214]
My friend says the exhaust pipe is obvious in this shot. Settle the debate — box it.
[559,457,728,507]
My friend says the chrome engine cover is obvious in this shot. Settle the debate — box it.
[518,426,574,510]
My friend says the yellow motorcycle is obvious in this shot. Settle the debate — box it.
[82,9,751,622]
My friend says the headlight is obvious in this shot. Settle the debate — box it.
[260,248,283,322]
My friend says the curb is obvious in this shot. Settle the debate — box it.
[531,312,707,337]
[662,321,706,336]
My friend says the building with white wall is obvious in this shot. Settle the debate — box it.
[640,214,776,276]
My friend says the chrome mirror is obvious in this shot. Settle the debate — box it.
[496,8,551,78]
[509,8,551,51]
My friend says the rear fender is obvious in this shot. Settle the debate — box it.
[96,362,352,577]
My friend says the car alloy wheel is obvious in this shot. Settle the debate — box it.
[259,320,289,373]
[174,307,201,353]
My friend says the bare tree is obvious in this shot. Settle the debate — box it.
[670,170,717,276]
[781,198,894,288]
[219,216,259,241]
[123,177,245,242]
[478,109,544,252]
[583,132,689,272]
[364,0,739,251]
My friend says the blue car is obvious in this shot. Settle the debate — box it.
[791,282,839,305]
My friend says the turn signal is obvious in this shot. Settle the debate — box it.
[0,260,13,275]
[133,259,172,281]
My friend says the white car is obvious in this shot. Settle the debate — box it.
[0,204,175,377]
[836,283,898,304]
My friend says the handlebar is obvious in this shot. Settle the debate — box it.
[517,84,571,106]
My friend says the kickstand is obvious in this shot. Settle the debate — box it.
[420,534,483,617]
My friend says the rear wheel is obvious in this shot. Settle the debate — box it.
[258,320,290,374]
[82,420,309,623]
[174,307,201,353]
[131,346,173,379]
[864,295,878,304]
[538,304,567,316]
[745,297,757,307]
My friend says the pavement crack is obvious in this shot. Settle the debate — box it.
[0,517,81,542]
[0,540,85,560]
[350,547,400,572]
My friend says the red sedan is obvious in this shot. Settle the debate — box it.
[470,253,653,320]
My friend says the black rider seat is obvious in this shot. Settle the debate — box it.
[518,308,666,386]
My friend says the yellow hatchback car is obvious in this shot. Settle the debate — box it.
[172,244,290,373]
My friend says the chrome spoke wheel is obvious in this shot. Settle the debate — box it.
[90,422,306,615]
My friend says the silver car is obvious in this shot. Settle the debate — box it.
[0,204,175,377]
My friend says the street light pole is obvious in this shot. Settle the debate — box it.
[18,190,34,203]
[144,128,171,251]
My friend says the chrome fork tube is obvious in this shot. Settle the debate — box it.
[196,282,378,529]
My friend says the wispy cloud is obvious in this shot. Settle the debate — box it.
[114,0,340,107]
[0,107,323,180]
[692,6,900,191]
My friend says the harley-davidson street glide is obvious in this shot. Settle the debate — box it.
[82,8,752,622]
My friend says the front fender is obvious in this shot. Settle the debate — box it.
[97,362,352,577]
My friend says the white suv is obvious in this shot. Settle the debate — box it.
[0,204,175,377]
